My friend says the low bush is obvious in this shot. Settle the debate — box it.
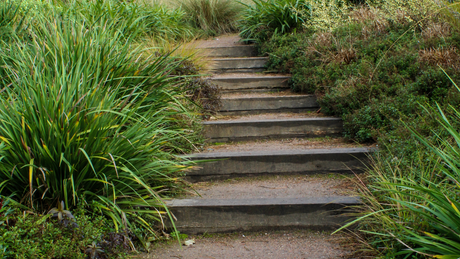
[258,2,460,257]
[0,201,133,258]
[239,0,311,42]
[260,7,460,142]
[180,0,243,37]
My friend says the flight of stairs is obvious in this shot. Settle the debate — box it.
[166,37,370,235]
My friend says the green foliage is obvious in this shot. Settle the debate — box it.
[12,0,194,42]
[261,9,460,142]
[0,2,200,249]
[0,206,129,258]
[261,5,460,257]
[0,0,24,41]
[239,0,311,42]
[180,0,243,36]
[303,0,350,31]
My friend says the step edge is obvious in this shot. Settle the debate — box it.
[202,117,342,125]
[166,196,361,207]
[197,45,255,50]
[221,95,315,100]
[211,76,291,80]
[212,57,268,61]
[185,147,375,159]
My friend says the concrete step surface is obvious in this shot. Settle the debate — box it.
[201,45,258,57]
[167,175,359,234]
[186,147,370,181]
[210,73,290,93]
[220,93,319,115]
[203,115,343,142]
[167,196,358,234]
[210,57,267,73]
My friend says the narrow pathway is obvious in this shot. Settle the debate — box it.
[139,34,372,258]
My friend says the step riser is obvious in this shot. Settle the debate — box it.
[203,46,258,57]
[203,119,343,142]
[220,96,319,115]
[187,149,368,181]
[167,197,359,234]
[211,77,290,93]
[211,58,267,73]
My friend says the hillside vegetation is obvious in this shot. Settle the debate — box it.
[237,0,460,257]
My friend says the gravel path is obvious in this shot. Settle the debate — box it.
[138,231,350,259]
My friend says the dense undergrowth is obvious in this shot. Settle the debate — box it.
[237,0,460,258]
[0,0,225,257]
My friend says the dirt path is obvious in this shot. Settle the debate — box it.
[138,231,349,259]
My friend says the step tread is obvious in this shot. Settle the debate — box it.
[168,196,360,207]
[196,34,246,48]
[205,112,331,123]
[221,92,312,99]
[204,117,340,124]
[188,147,372,159]
[200,138,372,154]
[212,57,268,61]
[211,72,291,79]
[182,175,354,200]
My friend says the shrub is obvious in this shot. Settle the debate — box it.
[340,87,460,257]
[239,0,311,42]
[0,11,195,247]
[0,204,130,258]
[180,0,243,36]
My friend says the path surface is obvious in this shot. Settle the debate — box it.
[138,34,367,258]
[140,231,347,259]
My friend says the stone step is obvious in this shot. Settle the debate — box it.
[201,45,258,57]
[210,73,290,93]
[168,175,359,234]
[220,94,319,115]
[210,57,267,73]
[203,116,343,142]
[167,195,359,234]
[186,147,370,181]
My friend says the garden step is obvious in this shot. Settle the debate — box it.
[186,146,371,181]
[201,45,258,57]
[203,115,343,142]
[167,175,359,234]
[210,57,267,73]
[220,93,319,115]
[210,73,290,93]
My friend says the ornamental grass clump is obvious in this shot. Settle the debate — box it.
[0,12,195,243]
[180,0,243,36]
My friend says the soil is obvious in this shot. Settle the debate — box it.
[137,230,350,259]
[183,174,356,199]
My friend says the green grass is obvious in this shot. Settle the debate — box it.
[179,0,243,37]
[0,0,212,253]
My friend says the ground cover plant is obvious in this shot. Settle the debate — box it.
[238,0,460,257]
[0,0,223,257]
